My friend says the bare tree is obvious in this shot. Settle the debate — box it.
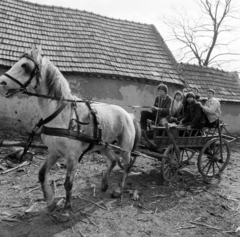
[160,0,240,72]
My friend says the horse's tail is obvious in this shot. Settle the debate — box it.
[129,113,141,152]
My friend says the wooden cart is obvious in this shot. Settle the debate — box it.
[128,122,235,182]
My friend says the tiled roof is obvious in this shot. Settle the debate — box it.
[0,0,184,85]
[179,63,240,102]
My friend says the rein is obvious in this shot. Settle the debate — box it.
[21,90,153,109]
[22,90,90,103]
[4,54,154,108]
[3,54,102,161]
[4,54,143,162]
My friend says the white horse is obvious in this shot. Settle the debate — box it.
[0,46,141,218]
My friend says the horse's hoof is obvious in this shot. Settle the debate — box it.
[111,189,122,198]
[64,202,72,211]
[101,183,108,192]
[56,212,70,223]
[47,199,57,212]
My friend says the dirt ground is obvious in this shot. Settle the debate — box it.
[0,128,240,237]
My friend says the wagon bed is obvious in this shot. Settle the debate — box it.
[143,124,233,148]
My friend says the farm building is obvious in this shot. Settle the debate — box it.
[0,0,184,132]
[178,63,240,134]
[0,0,239,135]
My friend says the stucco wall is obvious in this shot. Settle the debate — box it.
[66,73,182,119]
[1,67,239,135]
[0,67,182,132]
[220,102,240,135]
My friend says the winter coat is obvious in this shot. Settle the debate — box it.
[201,97,221,123]
[182,100,206,128]
[152,95,173,118]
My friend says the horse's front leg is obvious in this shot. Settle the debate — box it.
[38,152,60,212]
[112,151,131,198]
[62,155,78,215]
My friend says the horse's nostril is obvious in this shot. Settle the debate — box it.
[0,81,7,86]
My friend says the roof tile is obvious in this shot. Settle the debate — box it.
[0,0,183,85]
[179,63,240,103]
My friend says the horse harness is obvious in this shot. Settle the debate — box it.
[4,53,102,162]
[38,101,102,162]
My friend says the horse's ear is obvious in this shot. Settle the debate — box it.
[31,45,42,60]
[25,45,36,55]
[37,45,42,53]
[31,45,36,51]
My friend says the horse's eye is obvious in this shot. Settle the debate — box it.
[21,63,27,68]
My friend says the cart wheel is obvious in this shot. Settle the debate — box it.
[198,138,230,178]
[118,156,137,170]
[161,145,180,182]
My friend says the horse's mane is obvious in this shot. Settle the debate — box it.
[43,57,72,102]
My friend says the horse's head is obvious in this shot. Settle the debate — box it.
[0,45,42,98]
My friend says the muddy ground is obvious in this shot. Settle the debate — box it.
[0,128,240,237]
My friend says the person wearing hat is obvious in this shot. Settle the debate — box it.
[200,89,221,127]
[179,92,206,130]
[191,86,200,100]
[140,83,172,130]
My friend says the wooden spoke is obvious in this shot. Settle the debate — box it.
[212,162,215,176]
[161,145,179,182]
[213,144,220,155]
[206,162,213,176]
[202,160,211,171]
[215,161,221,170]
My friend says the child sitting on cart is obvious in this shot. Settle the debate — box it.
[179,92,206,130]
[140,83,172,130]
[200,89,221,128]
[168,90,184,124]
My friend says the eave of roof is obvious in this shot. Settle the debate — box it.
[179,63,240,103]
[0,0,184,86]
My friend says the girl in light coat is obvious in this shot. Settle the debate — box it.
[168,91,184,124]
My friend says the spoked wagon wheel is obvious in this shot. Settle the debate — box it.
[161,145,180,182]
[198,138,230,178]
[118,156,137,170]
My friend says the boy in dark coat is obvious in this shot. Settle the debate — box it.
[180,92,206,130]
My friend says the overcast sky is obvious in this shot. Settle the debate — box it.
[26,0,239,72]
[27,0,197,24]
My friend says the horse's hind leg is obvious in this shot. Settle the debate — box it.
[38,152,60,212]
[111,151,131,198]
[100,150,117,192]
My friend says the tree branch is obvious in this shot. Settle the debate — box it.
[160,0,240,71]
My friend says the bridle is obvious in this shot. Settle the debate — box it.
[4,54,41,92]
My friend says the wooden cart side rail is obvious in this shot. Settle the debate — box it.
[153,126,220,147]
[203,129,236,144]
[217,134,236,143]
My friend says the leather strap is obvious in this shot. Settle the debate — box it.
[4,73,24,87]
[36,103,67,129]
[41,126,101,144]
